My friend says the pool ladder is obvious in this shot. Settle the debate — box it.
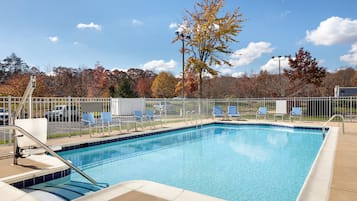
[322,114,344,135]
[0,125,107,188]
[185,110,202,128]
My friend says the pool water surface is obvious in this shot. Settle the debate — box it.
[59,124,324,201]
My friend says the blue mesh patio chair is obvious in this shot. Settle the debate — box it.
[227,105,240,119]
[134,110,144,130]
[256,107,268,119]
[101,112,121,134]
[290,107,302,121]
[212,106,224,120]
[82,112,99,137]
[146,109,162,129]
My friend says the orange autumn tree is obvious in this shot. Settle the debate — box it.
[175,69,198,97]
[136,77,154,97]
[151,72,178,98]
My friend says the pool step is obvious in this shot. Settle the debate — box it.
[24,179,103,201]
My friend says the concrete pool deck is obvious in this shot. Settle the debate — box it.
[0,119,355,201]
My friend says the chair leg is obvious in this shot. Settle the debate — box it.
[89,125,92,138]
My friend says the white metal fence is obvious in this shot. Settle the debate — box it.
[0,96,356,144]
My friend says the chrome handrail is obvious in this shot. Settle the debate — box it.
[12,76,36,165]
[14,75,36,120]
[322,114,344,135]
[0,125,99,186]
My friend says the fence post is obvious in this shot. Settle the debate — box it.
[329,96,331,118]
[68,96,72,137]
[350,96,353,122]
[8,96,12,145]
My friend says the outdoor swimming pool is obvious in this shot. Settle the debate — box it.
[59,123,324,201]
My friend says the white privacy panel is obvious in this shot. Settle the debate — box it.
[15,118,47,147]
[275,100,287,114]
[111,98,145,115]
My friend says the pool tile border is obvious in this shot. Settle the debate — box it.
[10,168,71,189]
[58,125,201,152]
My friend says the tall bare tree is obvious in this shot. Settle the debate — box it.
[175,0,243,97]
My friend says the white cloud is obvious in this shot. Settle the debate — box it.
[232,72,246,78]
[76,22,101,31]
[306,16,357,46]
[175,21,191,33]
[260,57,290,73]
[280,10,291,17]
[73,41,79,45]
[111,68,128,72]
[46,71,56,76]
[132,19,143,26]
[229,42,274,67]
[340,42,357,65]
[318,59,325,65]
[48,36,58,43]
[218,67,246,78]
[220,68,233,75]
[142,59,177,72]
[169,22,178,29]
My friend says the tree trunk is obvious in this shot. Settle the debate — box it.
[198,69,203,98]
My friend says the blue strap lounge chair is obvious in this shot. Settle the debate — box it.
[134,110,144,130]
[227,105,240,119]
[290,107,302,121]
[101,112,121,134]
[82,112,98,137]
[212,106,224,119]
[146,109,162,129]
[256,107,267,119]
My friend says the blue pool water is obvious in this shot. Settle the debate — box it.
[59,124,324,201]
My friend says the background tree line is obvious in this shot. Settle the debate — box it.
[0,51,357,98]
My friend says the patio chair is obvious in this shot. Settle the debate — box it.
[82,112,99,137]
[227,105,240,119]
[256,107,267,119]
[101,112,121,134]
[290,107,302,121]
[212,106,224,120]
[146,109,162,129]
[274,100,287,121]
[134,110,144,130]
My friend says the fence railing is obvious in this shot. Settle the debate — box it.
[0,96,355,144]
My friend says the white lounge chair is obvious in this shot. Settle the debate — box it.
[274,100,287,120]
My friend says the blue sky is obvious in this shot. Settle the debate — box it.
[1,0,357,77]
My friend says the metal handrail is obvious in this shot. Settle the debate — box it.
[14,75,36,120]
[10,76,36,165]
[322,114,344,135]
[0,125,99,186]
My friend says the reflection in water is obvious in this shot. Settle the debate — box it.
[229,132,289,162]
[230,135,271,162]
[267,133,288,148]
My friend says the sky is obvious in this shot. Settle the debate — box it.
[1,0,357,77]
